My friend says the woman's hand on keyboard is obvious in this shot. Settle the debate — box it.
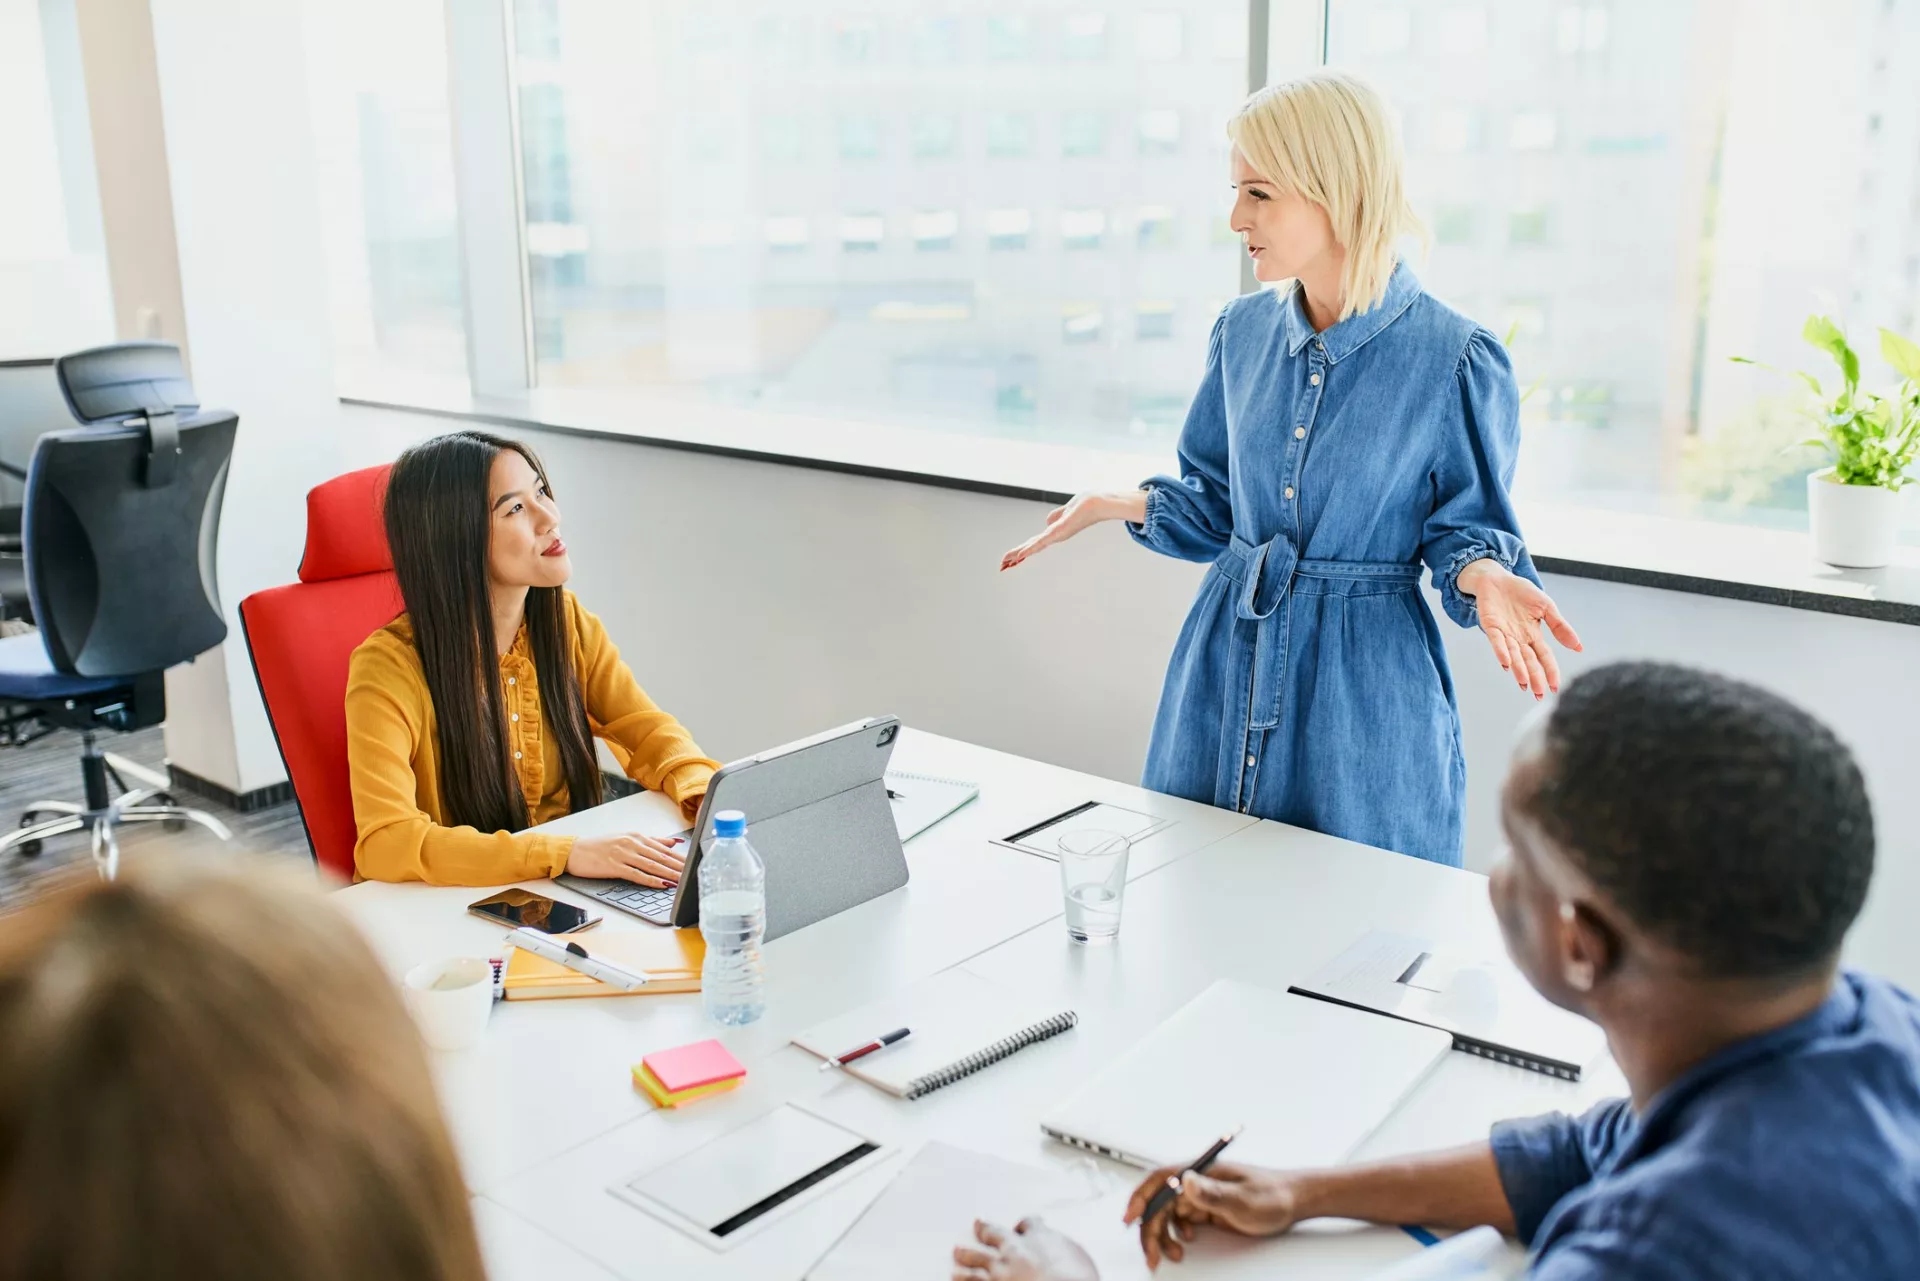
[567,833,687,888]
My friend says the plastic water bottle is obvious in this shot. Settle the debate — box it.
[698,809,766,1026]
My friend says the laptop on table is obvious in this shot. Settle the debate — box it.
[559,716,908,943]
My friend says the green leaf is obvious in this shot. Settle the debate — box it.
[1794,370,1824,398]
[1882,328,1920,383]
[1803,313,1859,387]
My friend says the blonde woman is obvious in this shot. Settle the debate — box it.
[1001,71,1582,866]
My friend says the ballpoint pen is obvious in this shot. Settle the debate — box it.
[1141,1126,1242,1226]
[818,1026,912,1071]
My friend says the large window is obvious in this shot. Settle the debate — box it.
[1331,0,1920,534]
[0,0,112,359]
[319,1,1920,542]
[498,1,1255,447]
[306,0,468,391]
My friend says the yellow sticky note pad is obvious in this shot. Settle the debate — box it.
[632,1063,742,1109]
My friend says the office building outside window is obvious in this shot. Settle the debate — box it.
[1332,0,1920,539]
[314,0,1920,545]
[306,0,467,387]
[481,0,1252,445]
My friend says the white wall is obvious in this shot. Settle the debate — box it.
[75,0,393,792]
[337,403,1920,986]
[1443,576,1920,988]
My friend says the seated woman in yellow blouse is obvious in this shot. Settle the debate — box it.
[346,430,718,886]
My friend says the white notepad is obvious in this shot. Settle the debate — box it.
[795,969,1076,1099]
[807,1143,1083,1280]
[886,770,979,843]
[612,1104,892,1252]
[1040,980,1452,1171]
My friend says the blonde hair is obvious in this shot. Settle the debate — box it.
[1228,69,1426,322]
[0,864,486,1281]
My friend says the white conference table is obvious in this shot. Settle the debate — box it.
[335,729,1620,1281]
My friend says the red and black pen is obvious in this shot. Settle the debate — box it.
[818,1026,912,1071]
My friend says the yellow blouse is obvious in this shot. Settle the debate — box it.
[344,591,719,885]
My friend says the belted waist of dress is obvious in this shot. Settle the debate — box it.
[1213,535,1421,621]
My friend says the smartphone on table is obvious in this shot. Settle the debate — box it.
[467,888,600,934]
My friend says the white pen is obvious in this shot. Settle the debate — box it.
[507,927,651,992]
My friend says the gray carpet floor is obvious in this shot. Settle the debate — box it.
[0,723,313,910]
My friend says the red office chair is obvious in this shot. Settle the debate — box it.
[239,465,400,882]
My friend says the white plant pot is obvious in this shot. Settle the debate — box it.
[1807,469,1904,568]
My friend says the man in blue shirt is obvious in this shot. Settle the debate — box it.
[954,662,1920,1279]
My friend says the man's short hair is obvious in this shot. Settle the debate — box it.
[1518,662,1873,979]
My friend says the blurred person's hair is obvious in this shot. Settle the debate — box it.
[0,864,485,1281]
[1228,69,1427,321]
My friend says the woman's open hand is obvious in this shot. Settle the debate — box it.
[1458,560,1582,700]
[1000,492,1147,571]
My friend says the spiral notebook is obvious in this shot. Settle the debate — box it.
[794,969,1076,1100]
[1288,930,1608,1080]
[885,770,979,843]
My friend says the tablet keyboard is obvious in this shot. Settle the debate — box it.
[596,883,675,922]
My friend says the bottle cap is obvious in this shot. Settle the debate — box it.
[713,809,747,839]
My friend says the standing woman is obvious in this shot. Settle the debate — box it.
[1001,72,1581,866]
[347,430,719,886]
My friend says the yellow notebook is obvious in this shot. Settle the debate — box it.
[501,927,704,1000]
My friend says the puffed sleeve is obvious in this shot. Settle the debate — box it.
[570,595,719,820]
[1421,327,1539,628]
[1127,308,1235,562]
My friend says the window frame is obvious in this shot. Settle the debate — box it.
[343,1,1920,619]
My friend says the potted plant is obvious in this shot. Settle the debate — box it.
[1739,316,1920,568]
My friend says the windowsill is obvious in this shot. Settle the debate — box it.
[340,378,1165,505]
[1521,505,1920,626]
[340,383,1920,628]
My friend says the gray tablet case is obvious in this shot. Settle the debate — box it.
[679,717,906,941]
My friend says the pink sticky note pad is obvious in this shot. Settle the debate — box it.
[641,1038,747,1094]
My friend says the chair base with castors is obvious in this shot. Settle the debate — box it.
[0,655,232,877]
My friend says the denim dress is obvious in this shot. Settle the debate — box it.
[1128,263,1536,866]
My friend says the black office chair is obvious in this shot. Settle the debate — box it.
[0,343,236,876]
[0,504,23,624]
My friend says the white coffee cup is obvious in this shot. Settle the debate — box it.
[402,956,494,1051]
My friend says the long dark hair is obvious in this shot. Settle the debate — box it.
[383,431,602,831]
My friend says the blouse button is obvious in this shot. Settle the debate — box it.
[514,751,523,761]
[1294,426,1306,439]
[1309,372,1322,386]
[507,677,516,686]
[511,713,519,722]
[1285,486,1296,499]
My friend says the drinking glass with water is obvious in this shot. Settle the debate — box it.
[1057,829,1130,944]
